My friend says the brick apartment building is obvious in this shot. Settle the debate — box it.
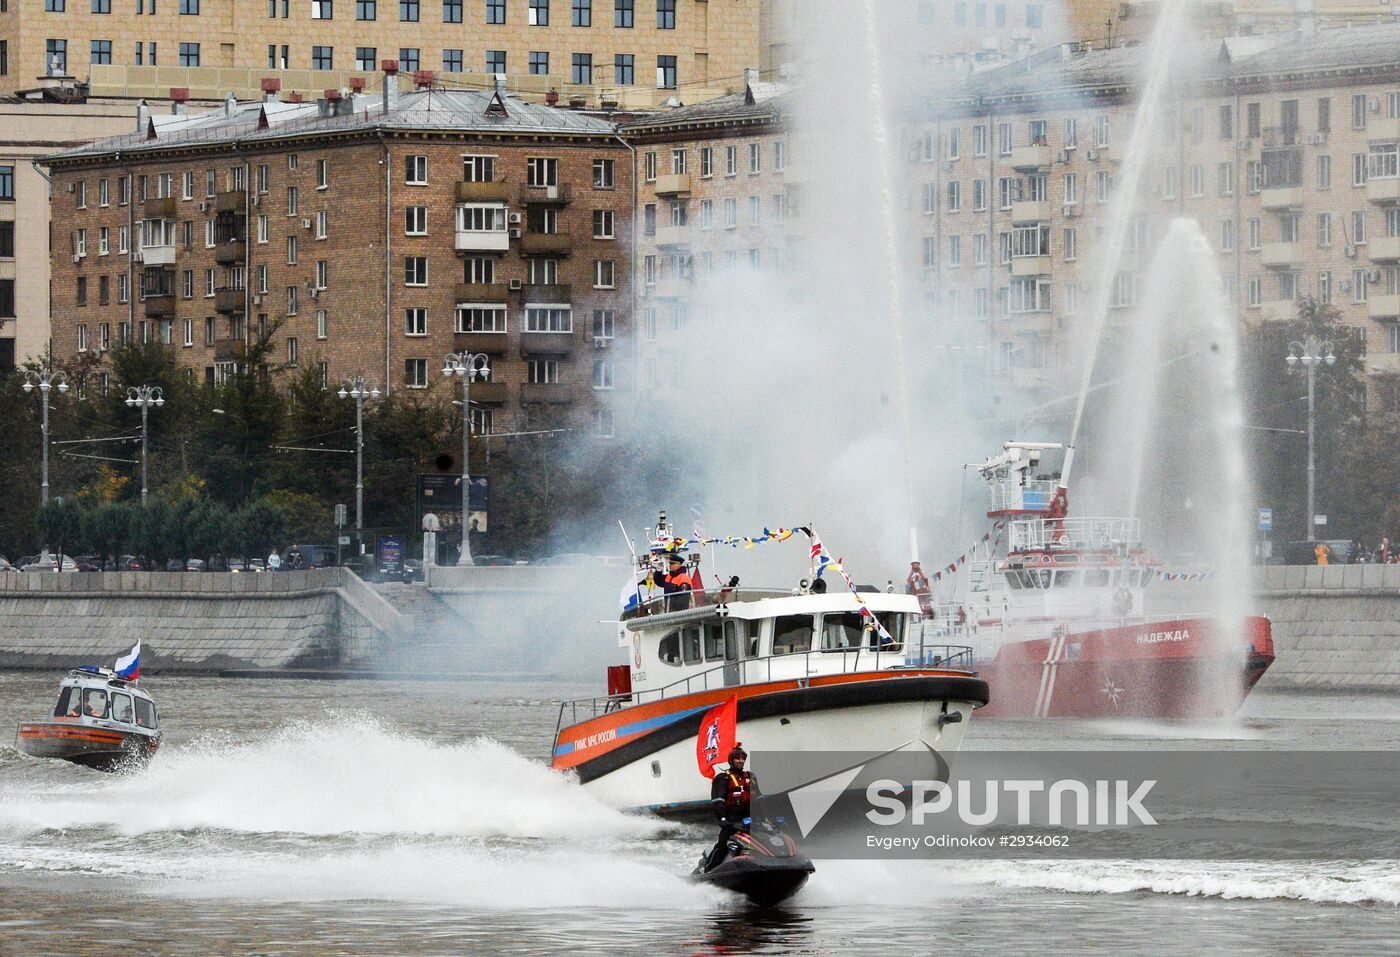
[44,74,632,438]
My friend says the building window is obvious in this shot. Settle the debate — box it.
[529,0,548,23]
[315,260,328,289]
[526,157,558,187]
[486,0,505,23]
[457,305,506,333]
[592,158,614,189]
[615,0,632,26]
[287,235,298,264]
[356,46,377,70]
[316,310,328,339]
[594,260,615,288]
[1353,94,1368,131]
[178,42,200,66]
[529,51,549,74]
[399,47,419,70]
[311,45,333,69]
[313,0,332,16]
[593,209,614,238]
[572,53,592,84]
[46,39,68,73]
[406,205,427,234]
[656,55,676,89]
[486,50,506,73]
[405,256,428,285]
[405,307,427,335]
[357,0,376,17]
[656,0,674,28]
[725,145,737,176]
[748,142,761,174]
[444,0,462,21]
[700,147,713,178]
[180,0,200,11]
[443,48,463,71]
[524,306,572,332]
[90,39,112,64]
[614,53,633,85]
[527,359,560,384]
[593,359,614,389]
[405,154,427,185]
[288,285,299,314]
[405,358,428,387]
[572,0,590,25]
[592,309,614,340]
[400,0,419,19]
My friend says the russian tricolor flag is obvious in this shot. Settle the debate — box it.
[114,641,140,680]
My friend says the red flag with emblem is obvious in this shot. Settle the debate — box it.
[695,695,738,778]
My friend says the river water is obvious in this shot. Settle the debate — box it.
[2,672,1398,956]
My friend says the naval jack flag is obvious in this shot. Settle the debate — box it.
[695,695,738,779]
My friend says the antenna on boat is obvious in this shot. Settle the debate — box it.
[618,519,638,564]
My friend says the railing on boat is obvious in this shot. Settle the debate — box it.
[1008,516,1142,552]
[552,643,975,751]
[988,478,1059,513]
[621,584,894,622]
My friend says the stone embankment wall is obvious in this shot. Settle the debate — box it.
[0,568,402,673]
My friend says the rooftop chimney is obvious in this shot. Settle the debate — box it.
[287,92,304,103]
[169,87,189,115]
[223,91,237,117]
[349,77,367,92]
[545,88,560,106]
[382,59,400,115]
[136,99,150,134]
[413,70,434,89]
[261,77,282,102]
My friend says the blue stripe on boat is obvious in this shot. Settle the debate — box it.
[554,703,711,757]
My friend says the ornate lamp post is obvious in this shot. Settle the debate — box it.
[1285,336,1336,542]
[336,375,380,552]
[124,385,164,505]
[442,351,491,566]
[21,369,69,506]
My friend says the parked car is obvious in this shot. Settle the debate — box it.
[279,544,337,570]
[20,555,77,572]
[112,554,146,571]
[246,558,267,573]
[340,553,381,582]
[402,559,425,583]
[0,556,17,573]
[473,554,519,567]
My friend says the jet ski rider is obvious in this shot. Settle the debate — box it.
[706,745,760,869]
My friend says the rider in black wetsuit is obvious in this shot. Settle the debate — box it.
[706,745,759,870]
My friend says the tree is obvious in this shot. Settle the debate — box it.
[188,499,232,563]
[35,497,84,558]
[232,498,286,563]
[81,500,129,567]
[131,498,174,569]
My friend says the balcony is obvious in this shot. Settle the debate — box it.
[456,180,512,203]
[1010,145,1053,171]
[1366,351,1400,375]
[214,189,246,213]
[455,228,510,253]
[519,382,574,404]
[519,231,573,256]
[1370,237,1400,262]
[520,331,576,356]
[453,332,509,355]
[1368,294,1400,320]
[1366,177,1400,205]
[655,223,691,248]
[1011,255,1051,277]
[523,283,572,302]
[1010,200,1052,224]
[1369,117,1400,142]
[1260,186,1303,211]
[454,282,509,303]
[466,380,509,402]
[140,244,177,266]
[1259,242,1301,268]
[1087,142,1119,164]
[654,275,691,299]
[143,196,176,218]
[517,185,571,206]
[655,173,691,197]
[214,288,245,314]
[1258,300,1298,322]
[214,337,247,361]
[213,240,246,266]
[143,294,176,318]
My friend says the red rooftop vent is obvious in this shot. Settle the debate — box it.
[169,87,190,103]
[349,77,367,91]
[381,59,400,76]
[287,92,304,103]
[545,88,559,106]
[324,89,342,101]
[413,70,434,88]
[261,77,282,93]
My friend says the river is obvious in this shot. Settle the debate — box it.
[2,672,1397,956]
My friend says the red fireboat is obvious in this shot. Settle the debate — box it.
[914,442,1274,719]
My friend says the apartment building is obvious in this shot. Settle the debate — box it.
[909,26,1400,409]
[3,0,764,105]
[621,83,790,393]
[43,76,632,438]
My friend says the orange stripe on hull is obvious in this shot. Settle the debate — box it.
[18,726,129,744]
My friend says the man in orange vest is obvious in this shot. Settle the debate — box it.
[663,554,694,611]
[704,745,759,870]
[1315,542,1330,566]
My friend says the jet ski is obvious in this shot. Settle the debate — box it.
[690,818,815,907]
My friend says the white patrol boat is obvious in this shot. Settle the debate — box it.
[16,666,161,771]
[550,515,989,818]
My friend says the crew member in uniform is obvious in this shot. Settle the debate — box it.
[705,745,759,870]
[663,554,694,611]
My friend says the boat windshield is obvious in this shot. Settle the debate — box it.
[134,697,157,729]
[772,615,814,655]
[82,689,108,719]
[820,612,905,651]
[54,687,78,717]
[111,692,134,724]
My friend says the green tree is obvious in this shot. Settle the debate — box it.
[132,498,175,569]
[81,500,129,567]
[188,499,233,563]
[232,498,286,563]
[35,497,84,559]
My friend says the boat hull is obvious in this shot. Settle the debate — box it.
[15,722,161,772]
[554,672,989,814]
[975,615,1273,719]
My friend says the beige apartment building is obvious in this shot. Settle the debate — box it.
[2,0,764,106]
[43,79,633,438]
[909,26,1400,410]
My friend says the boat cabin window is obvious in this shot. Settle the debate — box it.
[821,613,865,651]
[110,692,134,724]
[771,615,814,656]
[682,627,702,665]
[134,697,158,729]
[1052,570,1078,588]
[82,689,108,719]
[658,631,682,666]
[1083,569,1111,587]
[873,612,905,651]
[54,687,78,718]
[703,623,725,661]
[723,620,744,661]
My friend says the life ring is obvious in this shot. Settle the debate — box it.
[1112,588,1133,616]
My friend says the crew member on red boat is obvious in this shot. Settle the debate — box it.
[664,555,694,611]
[705,745,760,869]
[906,562,930,595]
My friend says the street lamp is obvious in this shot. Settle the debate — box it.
[442,351,491,567]
[124,385,165,505]
[21,369,69,506]
[1285,336,1336,542]
[336,375,381,552]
